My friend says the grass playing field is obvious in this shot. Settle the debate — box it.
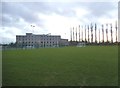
[2,46,118,86]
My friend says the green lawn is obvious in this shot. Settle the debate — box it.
[2,46,118,86]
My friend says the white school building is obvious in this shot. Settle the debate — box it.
[16,33,69,48]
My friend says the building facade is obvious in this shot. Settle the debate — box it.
[59,39,69,46]
[16,33,68,48]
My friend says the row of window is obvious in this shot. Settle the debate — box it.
[17,38,60,41]
[19,42,58,44]
[19,45,58,47]
[17,39,59,42]
[17,39,59,41]
[17,36,60,39]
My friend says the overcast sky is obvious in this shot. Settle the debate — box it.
[0,0,119,44]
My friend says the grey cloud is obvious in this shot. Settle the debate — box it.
[45,2,76,17]
[1,2,117,28]
[1,2,77,29]
[22,2,76,17]
[2,2,44,27]
[39,2,117,18]
[83,2,117,17]
[1,13,23,29]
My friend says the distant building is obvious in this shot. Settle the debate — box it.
[16,33,69,48]
[76,42,86,47]
[59,39,69,46]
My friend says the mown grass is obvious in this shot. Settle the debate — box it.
[2,46,118,86]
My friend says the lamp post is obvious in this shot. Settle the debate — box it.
[102,24,104,43]
[106,24,108,43]
[91,23,93,43]
[115,21,118,43]
[95,23,97,43]
[79,25,80,42]
[73,27,74,41]
[85,25,86,42]
[70,27,72,41]
[110,24,113,43]
[99,28,100,43]
[76,27,77,42]
[88,25,89,43]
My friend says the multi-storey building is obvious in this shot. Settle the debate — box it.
[16,33,69,48]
